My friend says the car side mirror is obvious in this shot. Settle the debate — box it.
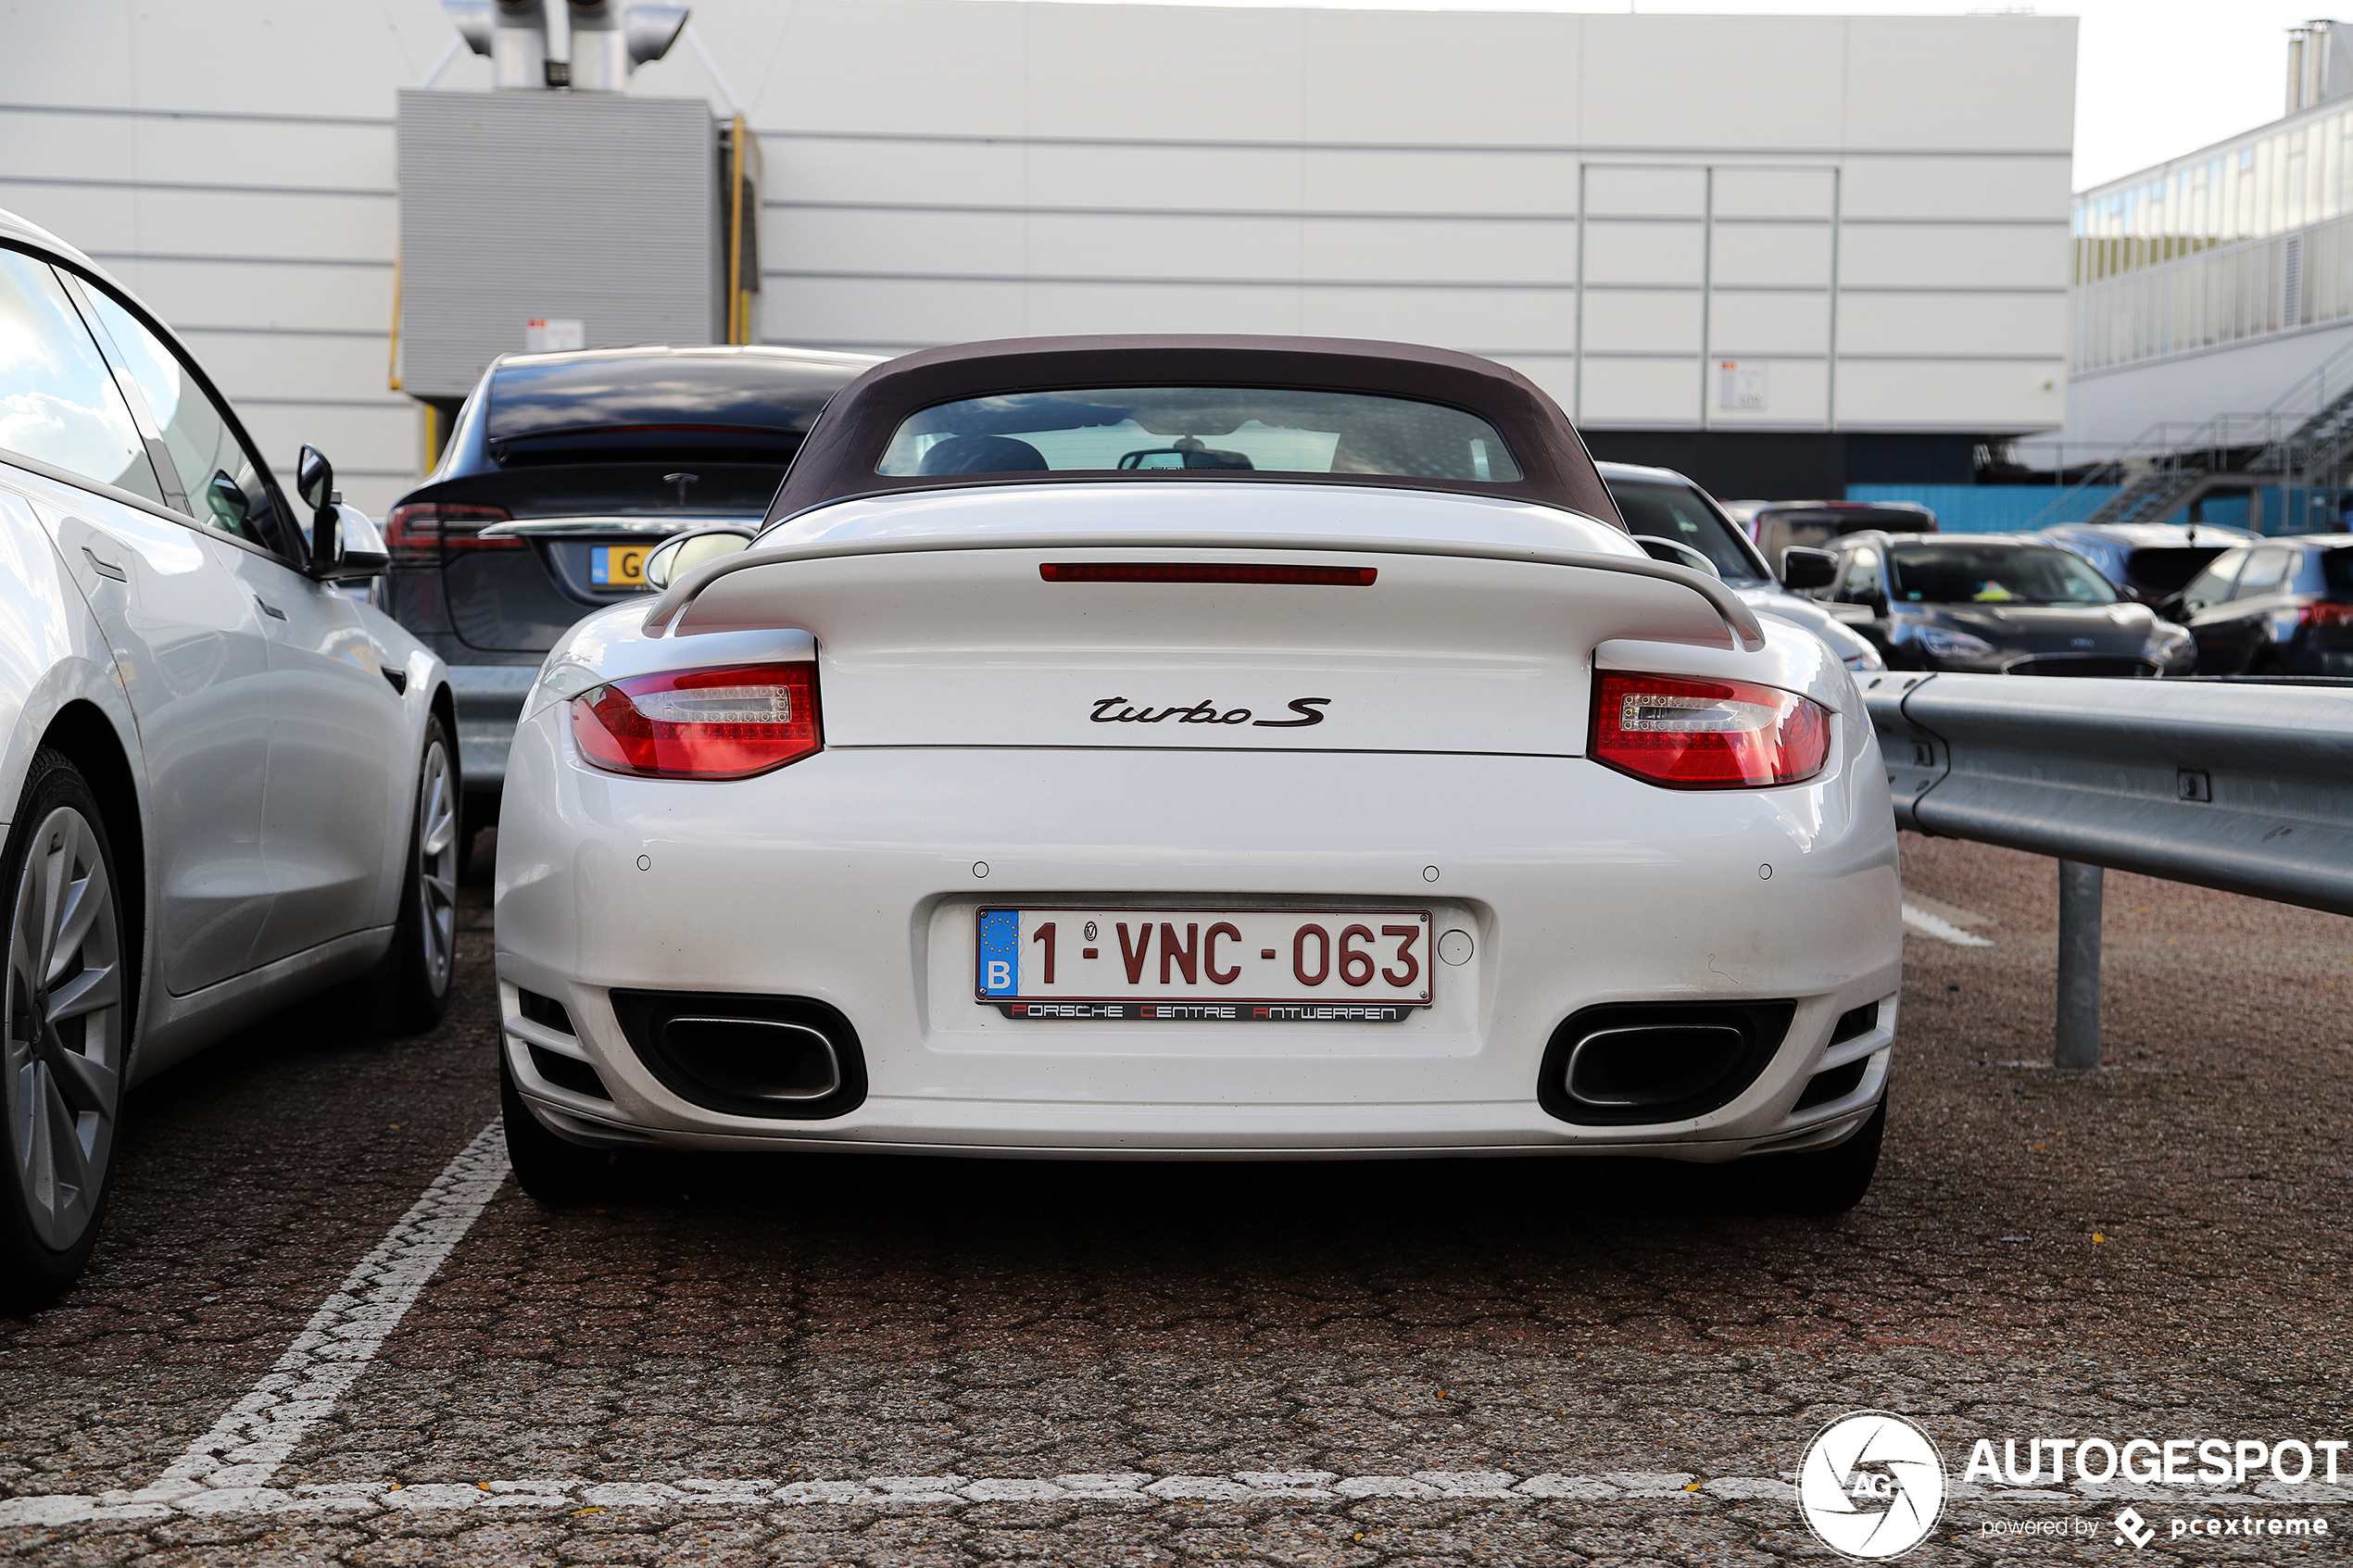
[296,444,333,512]
[295,445,346,575]
[1780,546,1838,592]
[644,526,757,590]
[311,503,388,581]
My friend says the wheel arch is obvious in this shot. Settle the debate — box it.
[33,699,147,1068]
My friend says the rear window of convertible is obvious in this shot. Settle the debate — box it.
[875,386,1524,483]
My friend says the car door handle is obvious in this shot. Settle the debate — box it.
[82,547,127,583]
[255,595,287,621]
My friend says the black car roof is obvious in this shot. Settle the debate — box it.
[762,333,1625,527]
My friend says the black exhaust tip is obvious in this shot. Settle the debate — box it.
[1539,1000,1794,1126]
[610,991,866,1120]
[659,1017,841,1102]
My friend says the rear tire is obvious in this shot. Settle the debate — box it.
[0,752,132,1315]
[347,716,459,1035]
[500,1047,616,1206]
[1746,1098,1884,1215]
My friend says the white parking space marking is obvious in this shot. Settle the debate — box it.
[11,1473,2352,1525]
[127,1120,510,1508]
[1903,902,1995,947]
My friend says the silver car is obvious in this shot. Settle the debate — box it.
[0,210,455,1311]
[1597,462,1886,672]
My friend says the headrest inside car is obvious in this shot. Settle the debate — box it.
[917,434,1048,474]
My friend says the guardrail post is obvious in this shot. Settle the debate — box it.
[2056,860,2104,1070]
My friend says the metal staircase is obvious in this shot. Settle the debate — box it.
[2031,337,2353,531]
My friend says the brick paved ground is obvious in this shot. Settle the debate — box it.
[3,834,2349,1564]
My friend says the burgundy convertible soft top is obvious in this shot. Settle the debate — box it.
[763,333,1626,529]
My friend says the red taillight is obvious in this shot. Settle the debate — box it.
[1591,671,1831,789]
[1039,563,1376,586]
[2300,600,2353,627]
[571,664,822,780]
[384,502,519,563]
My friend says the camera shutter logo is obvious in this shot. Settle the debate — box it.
[1797,1411,1947,1560]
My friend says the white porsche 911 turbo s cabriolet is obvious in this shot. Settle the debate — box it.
[496,336,1901,1212]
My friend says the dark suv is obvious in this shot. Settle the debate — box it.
[384,345,877,817]
[2166,533,2353,674]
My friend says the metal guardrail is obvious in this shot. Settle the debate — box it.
[1862,671,2353,1065]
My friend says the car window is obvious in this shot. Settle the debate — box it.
[2178,547,2246,613]
[2231,546,2298,599]
[1609,478,1768,583]
[876,387,1523,483]
[75,284,282,549]
[1888,544,2118,605]
[1839,547,1882,601]
[486,352,860,464]
[2323,546,2353,597]
[2121,545,2231,597]
[0,250,166,506]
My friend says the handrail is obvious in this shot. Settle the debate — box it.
[2024,335,2353,531]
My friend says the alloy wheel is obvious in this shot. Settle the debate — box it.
[417,740,458,995]
[4,807,123,1253]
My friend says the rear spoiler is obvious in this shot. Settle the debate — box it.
[641,532,1768,651]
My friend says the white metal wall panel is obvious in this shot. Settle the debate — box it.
[1026,6,1308,142]
[1026,281,1305,337]
[1580,359,1705,427]
[1842,19,2079,151]
[1840,226,2071,291]
[1709,294,1833,358]
[1837,293,2069,359]
[1836,358,2065,430]
[774,210,1029,278]
[1582,293,1704,357]
[765,140,1029,207]
[1026,144,1306,211]
[1301,220,1576,285]
[1299,286,1572,352]
[99,258,397,335]
[1300,150,1575,216]
[1300,11,1579,145]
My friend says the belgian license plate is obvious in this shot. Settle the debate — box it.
[976,907,1432,1022]
[590,544,651,588]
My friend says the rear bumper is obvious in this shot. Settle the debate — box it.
[494,707,1903,1159]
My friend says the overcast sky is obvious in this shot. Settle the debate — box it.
[1058,0,2323,191]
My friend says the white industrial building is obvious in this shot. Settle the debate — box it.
[4,1,2076,511]
[2066,23,2353,450]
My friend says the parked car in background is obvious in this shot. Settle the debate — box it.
[1750,499,1937,568]
[2165,534,2353,674]
[384,344,879,823]
[1811,531,2196,676]
[1598,462,1883,671]
[2042,520,2259,604]
[1,209,455,1310]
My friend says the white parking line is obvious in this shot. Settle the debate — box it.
[1902,903,1995,947]
[129,1119,510,1507]
[10,1473,2352,1525]
[1,1473,1783,1523]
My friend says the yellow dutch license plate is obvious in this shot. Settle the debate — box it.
[590,544,650,589]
